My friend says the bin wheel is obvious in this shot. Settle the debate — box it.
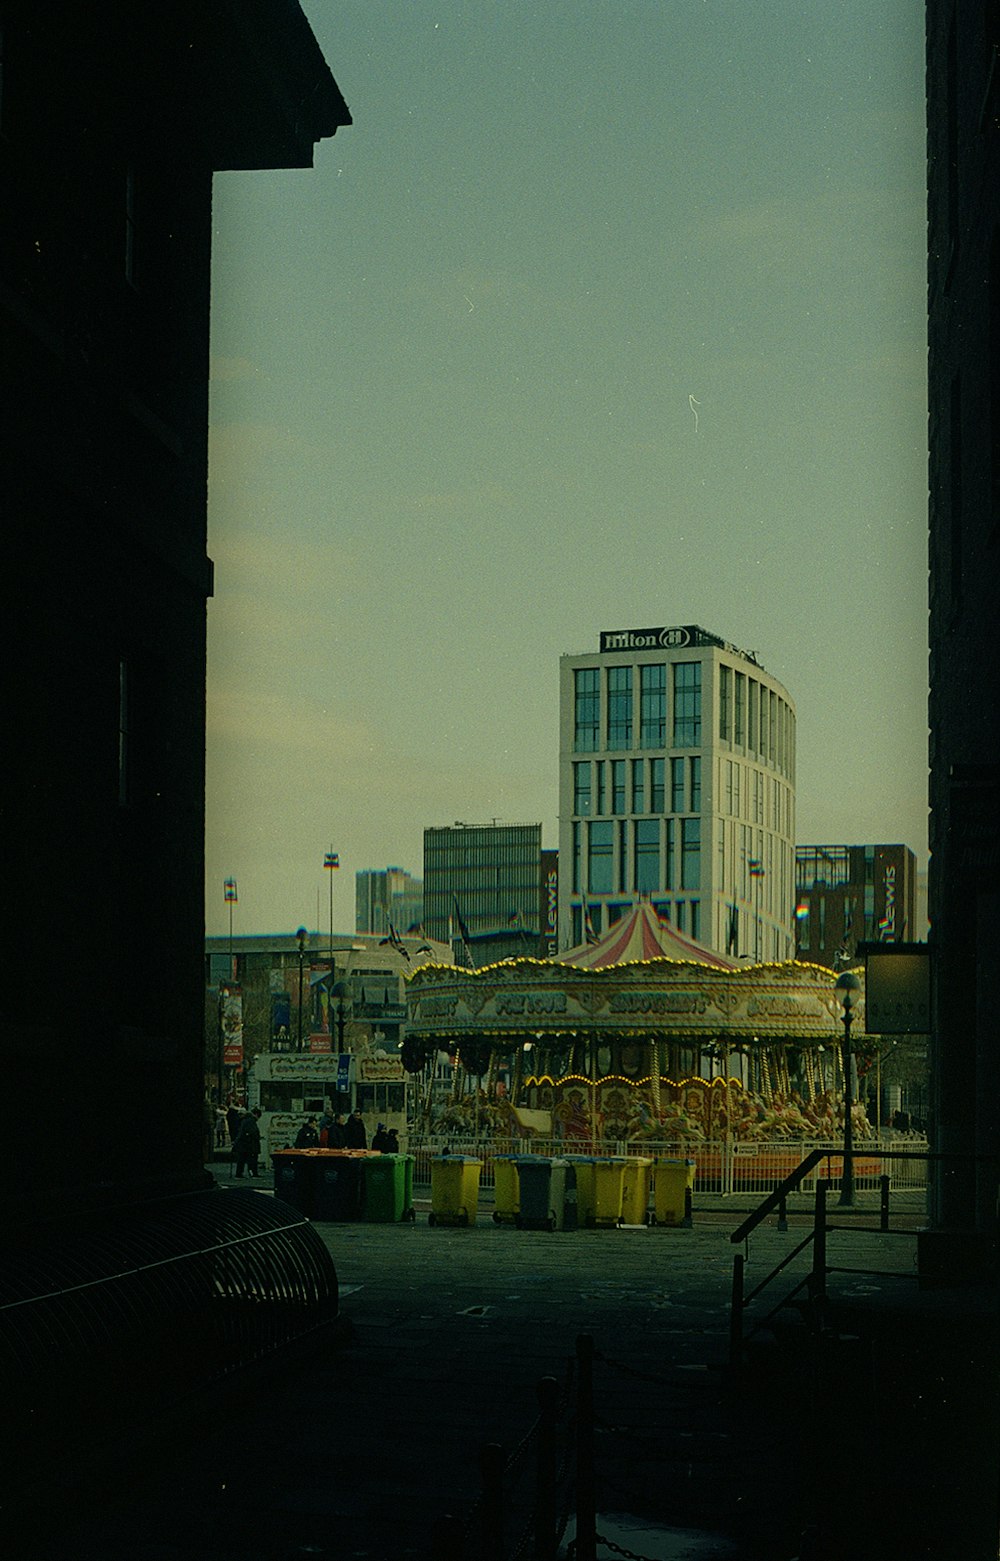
[405,1207,416,1222]
[492,1210,502,1224]
[459,1211,469,1227]
[647,1213,656,1226]
[428,1212,436,1227]
[546,1214,556,1232]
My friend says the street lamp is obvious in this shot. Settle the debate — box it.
[296,926,308,1052]
[834,970,862,1207]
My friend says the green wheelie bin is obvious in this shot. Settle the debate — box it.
[621,1156,654,1225]
[429,1155,481,1226]
[650,1157,696,1225]
[362,1153,416,1222]
[492,1154,520,1224]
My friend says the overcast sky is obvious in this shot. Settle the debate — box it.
[205,1,928,938]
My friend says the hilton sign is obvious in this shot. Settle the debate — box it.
[599,625,696,653]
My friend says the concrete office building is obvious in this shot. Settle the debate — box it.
[794,843,919,970]
[559,625,796,960]
[423,822,544,960]
[356,866,424,937]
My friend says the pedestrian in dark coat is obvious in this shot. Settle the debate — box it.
[345,1109,367,1149]
[371,1122,390,1152]
[294,1117,319,1148]
[233,1108,262,1177]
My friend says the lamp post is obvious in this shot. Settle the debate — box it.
[834,970,862,1207]
[331,979,350,1052]
[296,926,308,1052]
[323,849,339,965]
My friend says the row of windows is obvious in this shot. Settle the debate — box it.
[573,898,702,944]
[571,817,701,896]
[721,759,793,837]
[715,822,794,922]
[574,663,701,752]
[718,665,795,779]
[572,756,701,817]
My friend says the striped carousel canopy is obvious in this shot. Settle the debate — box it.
[559,900,739,971]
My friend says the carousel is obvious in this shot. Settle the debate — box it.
[403,902,875,1152]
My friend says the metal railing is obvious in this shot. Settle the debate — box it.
[728,1150,994,1369]
[408,1132,930,1202]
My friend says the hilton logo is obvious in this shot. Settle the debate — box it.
[600,626,692,652]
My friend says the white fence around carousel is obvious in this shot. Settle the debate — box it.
[406,1133,930,1200]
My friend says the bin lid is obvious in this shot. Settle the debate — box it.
[435,1154,482,1164]
[656,1156,696,1165]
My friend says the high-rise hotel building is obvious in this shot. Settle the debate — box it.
[558,625,796,961]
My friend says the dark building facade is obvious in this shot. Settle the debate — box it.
[926,5,1000,1233]
[3,4,348,1227]
[794,844,918,969]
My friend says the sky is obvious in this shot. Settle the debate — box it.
[205,1,929,938]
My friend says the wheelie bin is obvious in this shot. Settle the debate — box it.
[362,1153,416,1222]
[515,1156,568,1231]
[562,1155,596,1227]
[429,1155,481,1226]
[621,1156,654,1225]
[650,1157,696,1226]
[272,1149,316,1216]
[589,1156,628,1227]
[492,1154,520,1224]
[313,1149,364,1221]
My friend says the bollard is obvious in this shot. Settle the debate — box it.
[534,1375,559,1561]
[575,1334,597,1561]
[478,1442,505,1561]
[777,1189,788,1232]
[729,1251,745,1372]
[880,1173,891,1232]
[681,1183,693,1228]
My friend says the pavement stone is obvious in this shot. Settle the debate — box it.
[17,1184,997,1561]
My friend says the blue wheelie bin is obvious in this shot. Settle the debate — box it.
[272,1150,315,1216]
[515,1156,568,1231]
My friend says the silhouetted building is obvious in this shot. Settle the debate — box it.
[926,4,1000,1234]
[3,2,349,1227]
[559,626,796,959]
[423,822,546,962]
[794,844,918,969]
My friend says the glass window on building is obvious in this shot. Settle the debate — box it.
[690,900,700,941]
[589,820,614,894]
[748,680,758,754]
[631,757,644,814]
[759,685,768,755]
[574,667,600,752]
[639,662,666,747]
[769,690,777,763]
[734,672,745,745]
[681,817,701,890]
[595,760,605,816]
[607,665,633,750]
[618,820,628,891]
[634,818,659,894]
[689,755,701,813]
[650,757,665,812]
[672,662,701,747]
[572,821,581,892]
[665,816,675,889]
[671,756,685,813]
[611,759,626,815]
[573,761,591,817]
[675,901,686,932]
[719,664,731,741]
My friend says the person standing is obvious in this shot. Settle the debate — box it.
[294,1116,319,1148]
[233,1107,262,1177]
[345,1109,367,1149]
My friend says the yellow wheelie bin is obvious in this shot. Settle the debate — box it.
[589,1156,627,1227]
[651,1157,696,1226]
[561,1156,595,1226]
[491,1154,520,1224]
[429,1155,482,1226]
[621,1156,653,1225]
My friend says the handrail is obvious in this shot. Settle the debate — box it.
[729,1150,824,1244]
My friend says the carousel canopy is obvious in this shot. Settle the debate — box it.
[559,900,739,971]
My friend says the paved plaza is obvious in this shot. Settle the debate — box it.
[20,1183,996,1561]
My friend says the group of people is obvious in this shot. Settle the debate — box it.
[291,1109,400,1154]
